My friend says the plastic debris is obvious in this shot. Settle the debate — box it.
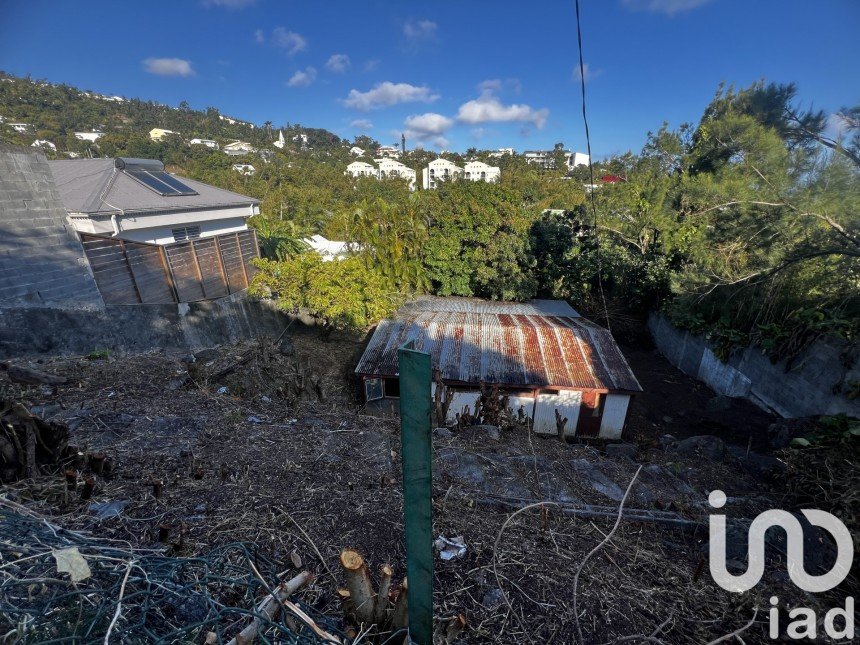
[247,415,264,424]
[89,500,129,520]
[53,547,92,582]
[216,386,229,395]
[434,535,467,561]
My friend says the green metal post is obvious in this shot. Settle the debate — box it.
[398,342,433,645]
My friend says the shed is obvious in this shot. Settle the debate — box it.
[355,297,642,439]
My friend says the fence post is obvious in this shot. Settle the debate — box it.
[397,341,433,645]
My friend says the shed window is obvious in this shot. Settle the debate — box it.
[365,378,384,402]
[384,378,400,398]
[172,226,201,242]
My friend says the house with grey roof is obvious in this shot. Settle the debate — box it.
[48,157,260,245]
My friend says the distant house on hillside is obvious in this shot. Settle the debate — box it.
[304,234,351,261]
[31,140,56,151]
[232,163,256,176]
[273,130,286,149]
[9,123,32,133]
[524,149,589,170]
[149,128,178,141]
[223,141,256,156]
[219,114,255,128]
[464,160,500,183]
[48,157,260,245]
[488,148,514,158]
[375,158,416,190]
[422,158,463,189]
[376,145,400,158]
[349,146,365,157]
[190,138,219,149]
[345,160,377,178]
[74,131,103,142]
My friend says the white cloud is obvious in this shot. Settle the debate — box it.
[203,0,256,7]
[350,119,373,130]
[325,54,351,73]
[363,59,380,72]
[470,127,485,140]
[572,63,602,81]
[478,79,503,93]
[287,67,317,87]
[254,29,265,44]
[404,113,453,136]
[456,91,548,129]
[430,136,449,150]
[142,58,195,77]
[271,27,307,55]
[343,82,439,110]
[621,0,712,15]
[403,19,437,40]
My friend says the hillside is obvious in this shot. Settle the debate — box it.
[0,71,347,157]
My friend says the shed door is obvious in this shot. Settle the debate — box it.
[577,391,606,437]
[533,390,582,436]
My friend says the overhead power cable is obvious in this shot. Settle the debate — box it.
[574,0,612,333]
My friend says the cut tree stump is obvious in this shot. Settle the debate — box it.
[340,549,376,625]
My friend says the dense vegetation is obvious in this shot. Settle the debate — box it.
[2,72,857,364]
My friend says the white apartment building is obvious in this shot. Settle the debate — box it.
[375,158,416,190]
[345,161,377,178]
[488,148,514,158]
[422,158,463,189]
[464,160,500,183]
[232,163,256,176]
[349,146,365,157]
[223,141,257,156]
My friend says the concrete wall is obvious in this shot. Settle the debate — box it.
[0,144,102,308]
[0,291,292,358]
[648,313,860,419]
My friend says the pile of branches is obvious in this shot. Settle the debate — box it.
[0,504,347,643]
[186,336,327,404]
[0,400,69,482]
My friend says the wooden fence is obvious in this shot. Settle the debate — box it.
[80,230,260,305]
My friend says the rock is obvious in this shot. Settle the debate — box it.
[260,395,272,404]
[662,415,674,424]
[278,337,295,357]
[606,442,637,459]
[705,395,732,413]
[193,348,220,364]
[433,427,453,438]
[468,424,500,441]
[31,404,63,420]
[482,588,504,611]
[727,445,786,477]
[671,435,725,460]
[194,503,207,514]
[166,375,189,391]
[569,459,626,501]
[659,434,677,450]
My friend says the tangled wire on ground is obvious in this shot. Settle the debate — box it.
[0,504,346,644]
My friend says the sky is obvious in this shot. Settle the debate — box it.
[1,0,858,157]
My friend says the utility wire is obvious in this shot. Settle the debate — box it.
[574,0,612,333]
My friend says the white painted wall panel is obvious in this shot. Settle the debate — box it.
[534,390,582,436]
[598,394,630,439]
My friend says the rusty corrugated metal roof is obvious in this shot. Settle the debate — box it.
[400,296,580,317]
[355,302,641,392]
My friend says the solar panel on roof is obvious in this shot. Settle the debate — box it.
[125,170,199,196]
[154,172,198,195]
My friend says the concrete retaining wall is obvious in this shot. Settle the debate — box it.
[0,292,296,358]
[648,313,860,418]
[0,144,102,308]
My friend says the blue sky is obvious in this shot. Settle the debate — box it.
[1,0,858,157]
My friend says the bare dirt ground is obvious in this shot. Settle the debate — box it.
[0,328,838,643]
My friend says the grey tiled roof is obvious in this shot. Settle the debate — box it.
[48,159,259,214]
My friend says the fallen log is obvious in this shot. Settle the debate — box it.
[226,570,313,645]
[1,363,67,386]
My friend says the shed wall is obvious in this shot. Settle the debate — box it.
[598,394,630,439]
